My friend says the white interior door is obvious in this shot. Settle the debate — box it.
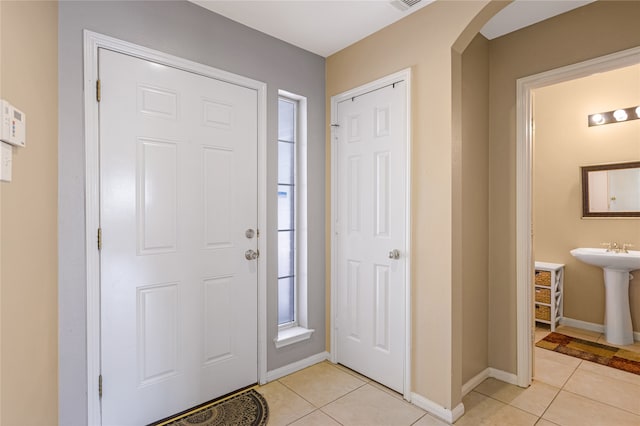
[99,48,258,425]
[335,81,407,393]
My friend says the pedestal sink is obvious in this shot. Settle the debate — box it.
[570,248,640,345]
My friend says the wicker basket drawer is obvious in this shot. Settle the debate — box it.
[535,287,551,304]
[535,270,551,286]
[535,304,551,321]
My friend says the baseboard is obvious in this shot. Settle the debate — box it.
[461,367,518,398]
[265,351,329,382]
[411,393,465,424]
[462,368,490,396]
[560,317,640,342]
[488,367,518,385]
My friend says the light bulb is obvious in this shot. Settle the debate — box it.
[613,109,628,122]
[591,113,605,125]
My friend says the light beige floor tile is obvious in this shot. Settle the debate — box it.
[256,381,315,426]
[333,363,372,383]
[411,413,449,425]
[577,358,640,387]
[368,380,405,401]
[289,409,342,426]
[279,362,366,407]
[534,419,559,426]
[473,378,559,416]
[322,384,424,426]
[555,325,602,342]
[534,350,580,388]
[563,368,640,415]
[455,391,538,426]
[543,390,640,426]
[535,347,582,368]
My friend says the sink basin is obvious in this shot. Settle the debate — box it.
[570,247,640,272]
[570,247,640,345]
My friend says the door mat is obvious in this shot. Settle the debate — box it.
[537,332,640,376]
[150,388,269,426]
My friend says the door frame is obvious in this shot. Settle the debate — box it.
[329,68,412,400]
[83,30,268,425]
[515,45,640,387]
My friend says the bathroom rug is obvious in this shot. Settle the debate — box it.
[537,332,640,376]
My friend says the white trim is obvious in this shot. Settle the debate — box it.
[488,367,518,386]
[560,317,640,342]
[516,45,640,388]
[411,393,465,424]
[329,68,412,400]
[276,90,309,331]
[265,352,330,382]
[462,368,489,396]
[83,30,268,425]
[273,326,315,349]
[461,367,518,397]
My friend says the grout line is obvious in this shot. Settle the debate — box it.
[559,388,640,419]
[317,407,345,425]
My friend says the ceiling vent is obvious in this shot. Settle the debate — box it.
[390,0,422,12]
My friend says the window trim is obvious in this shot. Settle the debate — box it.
[275,90,313,347]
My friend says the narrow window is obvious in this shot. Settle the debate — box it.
[277,97,296,326]
[275,91,314,347]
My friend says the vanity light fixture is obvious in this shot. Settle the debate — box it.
[588,105,640,126]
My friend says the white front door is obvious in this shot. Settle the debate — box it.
[335,80,408,393]
[99,48,258,425]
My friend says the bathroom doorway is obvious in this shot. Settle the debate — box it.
[516,45,640,386]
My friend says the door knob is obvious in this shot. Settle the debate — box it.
[388,249,400,260]
[245,249,259,260]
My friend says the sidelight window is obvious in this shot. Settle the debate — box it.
[275,91,314,347]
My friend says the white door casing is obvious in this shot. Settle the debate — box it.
[330,70,411,397]
[83,31,268,426]
[515,46,640,387]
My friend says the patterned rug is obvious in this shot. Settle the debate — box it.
[537,332,640,376]
[150,388,269,426]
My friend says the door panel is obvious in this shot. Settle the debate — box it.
[336,82,407,393]
[99,48,258,425]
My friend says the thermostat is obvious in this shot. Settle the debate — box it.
[0,100,26,147]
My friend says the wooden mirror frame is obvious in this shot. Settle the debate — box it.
[581,161,640,218]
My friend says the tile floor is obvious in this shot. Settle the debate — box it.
[257,325,640,425]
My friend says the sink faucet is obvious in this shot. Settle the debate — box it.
[601,242,633,253]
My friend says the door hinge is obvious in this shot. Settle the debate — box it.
[96,79,101,102]
[97,227,102,251]
[98,374,103,398]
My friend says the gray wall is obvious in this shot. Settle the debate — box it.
[59,2,325,424]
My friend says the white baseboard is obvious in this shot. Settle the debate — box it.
[462,368,490,396]
[488,367,518,385]
[411,393,465,424]
[462,367,518,398]
[265,351,329,382]
[560,317,640,342]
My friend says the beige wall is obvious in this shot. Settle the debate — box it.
[489,0,640,374]
[0,2,59,424]
[534,65,640,330]
[461,33,490,384]
[326,0,505,408]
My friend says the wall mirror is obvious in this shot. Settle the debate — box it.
[581,161,640,217]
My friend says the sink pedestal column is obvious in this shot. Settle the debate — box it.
[603,268,634,346]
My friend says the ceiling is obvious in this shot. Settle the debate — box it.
[191,0,596,58]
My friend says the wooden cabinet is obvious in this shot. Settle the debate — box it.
[534,262,564,331]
